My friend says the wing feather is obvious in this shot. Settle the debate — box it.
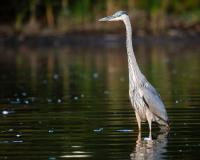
[142,85,168,122]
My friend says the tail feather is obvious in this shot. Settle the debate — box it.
[157,118,170,132]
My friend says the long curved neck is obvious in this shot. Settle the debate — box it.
[123,16,144,89]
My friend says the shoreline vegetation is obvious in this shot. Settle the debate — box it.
[1,0,200,37]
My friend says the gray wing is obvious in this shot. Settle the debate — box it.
[142,84,168,122]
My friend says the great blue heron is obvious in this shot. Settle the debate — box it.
[99,11,169,136]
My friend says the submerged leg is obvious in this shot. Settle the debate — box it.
[137,130,141,142]
[148,121,152,139]
[135,112,141,131]
[146,110,153,139]
[146,118,152,140]
[136,131,142,147]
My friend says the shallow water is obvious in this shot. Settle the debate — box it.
[0,41,200,159]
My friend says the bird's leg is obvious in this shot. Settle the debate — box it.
[135,112,141,131]
[137,130,141,142]
[146,110,153,140]
[147,117,152,140]
[136,131,142,147]
[149,129,152,140]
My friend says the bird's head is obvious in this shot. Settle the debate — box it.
[99,11,128,22]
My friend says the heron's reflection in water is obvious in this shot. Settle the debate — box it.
[130,131,168,160]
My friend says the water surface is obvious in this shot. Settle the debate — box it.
[0,40,200,159]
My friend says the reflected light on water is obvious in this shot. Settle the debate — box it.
[61,153,92,158]
[60,146,92,158]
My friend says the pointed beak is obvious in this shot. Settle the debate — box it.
[98,16,114,22]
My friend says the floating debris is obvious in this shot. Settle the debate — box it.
[2,110,9,115]
[81,94,85,98]
[24,100,29,104]
[10,98,21,104]
[2,110,15,115]
[16,134,21,137]
[175,100,179,104]
[93,128,103,132]
[116,129,133,132]
[48,129,54,133]
[57,99,62,103]
[74,96,79,100]
[13,140,23,143]
[8,129,14,132]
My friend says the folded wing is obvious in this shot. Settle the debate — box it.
[142,85,168,122]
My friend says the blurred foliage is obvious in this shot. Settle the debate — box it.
[0,0,200,35]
